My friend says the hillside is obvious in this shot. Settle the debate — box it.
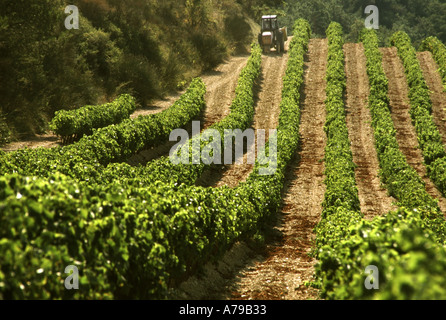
[281,0,446,45]
[0,0,282,143]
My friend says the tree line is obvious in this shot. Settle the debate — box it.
[280,0,446,45]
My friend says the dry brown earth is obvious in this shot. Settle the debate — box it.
[381,47,446,214]
[196,38,292,188]
[227,38,327,301]
[344,43,398,220]
[417,51,446,145]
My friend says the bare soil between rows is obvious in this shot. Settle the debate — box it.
[170,38,327,300]
[417,51,446,146]
[228,39,328,301]
[195,39,292,189]
[344,43,398,219]
[381,47,446,214]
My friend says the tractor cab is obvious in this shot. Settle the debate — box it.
[258,15,287,54]
[261,15,278,32]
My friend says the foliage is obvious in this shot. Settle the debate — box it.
[420,36,446,91]
[0,19,311,299]
[281,0,446,45]
[0,78,206,179]
[312,27,446,300]
[49,94,136,144]
[315,206,446,300]
[391,31,446,196]
[281,0,354,38]
[0,0,259,138]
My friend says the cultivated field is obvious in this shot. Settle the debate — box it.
[2,20,446,300]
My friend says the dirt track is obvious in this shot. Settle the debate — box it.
[127,55,249,165]
[381,47,446,214]
[417,51,446,146]
[6,37,446,300]
[229,39,328,300]
[196,39,291,188]
[170,39,326,300]
[201,56,251,130]
[1,55,249,154]
[344,43,398,219]
[1,133,61,152]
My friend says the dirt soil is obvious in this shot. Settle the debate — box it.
[127,55,251,166]
[227,38,328,300]
[381,47,446,214]
[1,55,249,154]
[196,39,292,188]
[201,56,251,130]
[131,55,250,126]
[1,133,62,152]
[417,51,446,146]
[172,39,328,300]
[131,93,184,120]
[344,43,398,219]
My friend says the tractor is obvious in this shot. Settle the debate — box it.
[258,15,287,54]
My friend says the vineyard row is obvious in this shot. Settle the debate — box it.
[312,26,446,300]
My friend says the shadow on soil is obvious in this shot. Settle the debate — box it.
[166,51,314,300]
